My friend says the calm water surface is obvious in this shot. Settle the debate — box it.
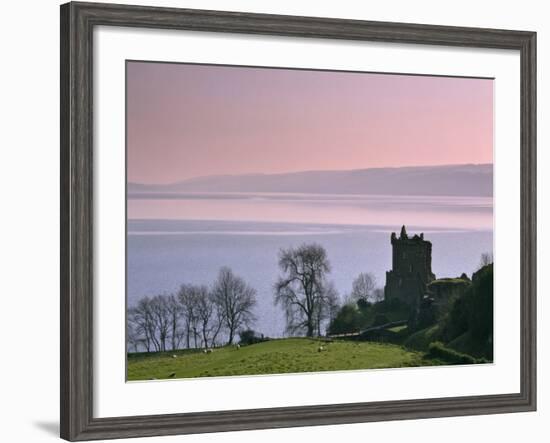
[127,193,493,338]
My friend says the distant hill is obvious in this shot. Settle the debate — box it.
[128,164,493,197]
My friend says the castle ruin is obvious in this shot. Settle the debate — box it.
[384,225,435,306]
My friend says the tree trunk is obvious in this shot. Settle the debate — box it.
[306,317,314,337]
[202,325,209,349]
[171,314,177,350]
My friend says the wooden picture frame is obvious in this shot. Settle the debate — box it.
[60,1,536,440]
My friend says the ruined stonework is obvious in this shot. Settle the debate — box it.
[427,275,470,316]
[384,226,435,306]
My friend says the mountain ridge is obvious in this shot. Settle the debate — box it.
[128,163,493,197]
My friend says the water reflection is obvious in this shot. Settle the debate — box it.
[128,192,493,231]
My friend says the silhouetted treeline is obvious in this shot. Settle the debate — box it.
[127,267,257,352]
[128,243,394,352]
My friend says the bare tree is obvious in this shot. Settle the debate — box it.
[178,284,201,348]
[127,321,141,353]
[212,267,257,345]
[274,243,333,337]
[207,292,226,347]
[372,287,385,303]
[313,281,340,336]
[150,295,170,352]
[194,286,225,348]
[479,252,494,269]
[129,285,224,353]
[127,306,143,352]
[166,294,185,351]
[350,272,377,303]
[128,296,159,352]
[326,283,341,324]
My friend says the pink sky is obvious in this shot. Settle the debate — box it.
[127,61,493,184]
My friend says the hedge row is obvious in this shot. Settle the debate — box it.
[427,341,488,365]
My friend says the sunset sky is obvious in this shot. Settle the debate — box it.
[127,61,493,185]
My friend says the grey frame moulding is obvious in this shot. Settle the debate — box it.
[60,2,536,441]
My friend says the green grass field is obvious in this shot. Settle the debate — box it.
[127,338,440,381]
[387,325,408,333]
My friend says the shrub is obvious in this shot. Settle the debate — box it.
[427,341,483,365]
[372,313,390,327]
[469,264,493,340]
[416,298,437,330]
[356,297,371,311]
[239,329,268,345]
[439,264,493,358]
[403,324,441,352]
[328,304,362,334]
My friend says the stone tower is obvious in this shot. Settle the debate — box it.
[384,225,435,306]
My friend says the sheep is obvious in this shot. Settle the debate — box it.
[318,346,325,352]
[172,354,177,359]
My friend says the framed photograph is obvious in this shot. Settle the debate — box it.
[60,1,536,441]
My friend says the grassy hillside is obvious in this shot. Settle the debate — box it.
[403,325,442,352]
[127,338,440,381]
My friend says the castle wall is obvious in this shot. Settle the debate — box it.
[384,226,435,306]
[427,278,471,317]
